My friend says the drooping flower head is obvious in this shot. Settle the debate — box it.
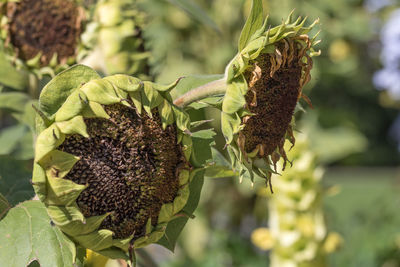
[221,2,320,186]
[32,65,208,259]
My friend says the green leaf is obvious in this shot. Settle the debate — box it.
[0,156,34,205]
[190,129,216,167]
[0,193,10,220]
[205,165,237,179]
[238,0,264,51]
[157,169,205,251]
[164,0,219,32]
[0,92,30,113]
[0,52,28,90]
[0,200,77,267]
[221,77,247,114]
[39,65,100,119]
[188,96,223,110]
[205,147,237,178]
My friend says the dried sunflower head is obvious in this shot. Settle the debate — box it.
[0,0,150,79]
[32,65,206,259]
[0,0,85,73]
[221,4,320,185]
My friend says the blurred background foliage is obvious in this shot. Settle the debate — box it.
[1,0,400,266]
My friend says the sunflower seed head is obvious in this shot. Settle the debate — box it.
[5,0,83,66]
[59,104,185,239]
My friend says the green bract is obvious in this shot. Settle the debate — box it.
[221,3,320,186]
[32,65,201,259]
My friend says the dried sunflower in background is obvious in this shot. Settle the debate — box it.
[221,3,320,186]
[0,0,151,162]
[0,0,150,78]
[0,0,86,76]
[32,65,211,260]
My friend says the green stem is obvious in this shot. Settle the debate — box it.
[173,78,227,107]
[28,73,39,99]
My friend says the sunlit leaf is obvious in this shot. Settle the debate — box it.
[0,201,77,267]
[39,64,100,119]
[238,0,264,51]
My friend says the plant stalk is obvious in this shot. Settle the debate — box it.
[173,78,227,107]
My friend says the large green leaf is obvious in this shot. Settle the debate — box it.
[164,0,219,32]
[157,169,205,251]
[0,193,10,220]
[238,0,264,51]
[0,201,77,267]
[0,156,34,205]
[0,52,28,90]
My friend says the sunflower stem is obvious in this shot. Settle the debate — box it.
[173,78,227,107]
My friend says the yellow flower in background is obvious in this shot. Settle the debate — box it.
[251,227,274,251]
[328,39,351,63]
[323,232,343,253]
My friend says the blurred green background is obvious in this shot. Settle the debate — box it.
[2,0,400,266]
